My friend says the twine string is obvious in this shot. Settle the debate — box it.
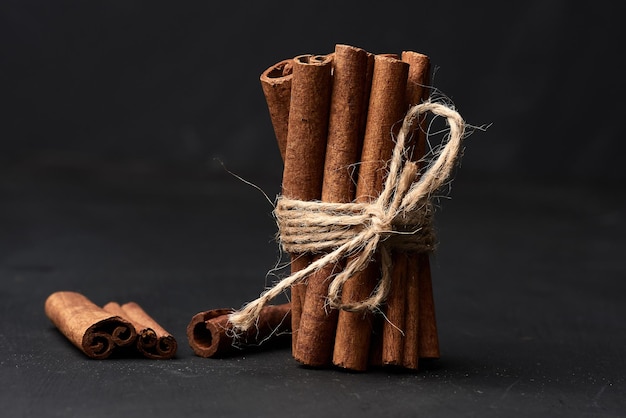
[229,101,466,332]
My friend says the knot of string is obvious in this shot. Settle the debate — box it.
[229,100,465,332]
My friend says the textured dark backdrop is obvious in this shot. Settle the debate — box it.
[3,1,624,182]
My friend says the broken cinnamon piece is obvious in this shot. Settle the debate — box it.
[44,291,136,359]
[102,301,177,360]
[187,303,291,358]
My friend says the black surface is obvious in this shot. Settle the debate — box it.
[1,162,625,417]
[2,1,626,417]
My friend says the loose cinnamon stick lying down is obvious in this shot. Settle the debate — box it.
[187,303,291,358]
[45,291,137,359]
[103,301,177,360]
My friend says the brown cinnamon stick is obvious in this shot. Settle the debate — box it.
[45,291,136,359]
[332,55,409,371]
[377,51,433,369]
[103,301,177,360]
[401,51,440,362]
[187,304,291,358]
[260,59,294,161]
[293,44,370,367]
[282,53,333,352]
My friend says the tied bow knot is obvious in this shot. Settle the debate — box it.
[229,101,466,332]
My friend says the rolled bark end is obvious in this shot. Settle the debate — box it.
[294,53,333,66]
[81,319,136,359]
[136,329,178,360]
[45,291,137,359]
[186,309,232,358]
[187,304,292,358]
[102,300,178,360]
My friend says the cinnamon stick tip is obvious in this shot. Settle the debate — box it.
[138,329,178,359]
[260,58,294,82]
[334,44,365,53]
[374,53,407,66]
[82,317,137,359]
[401,50,429,60]
[294,54,333,66]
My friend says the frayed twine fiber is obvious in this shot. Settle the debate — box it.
[229,100,465,332]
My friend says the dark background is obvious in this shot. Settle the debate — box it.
[1,1,625,417]
[3,1,625,181]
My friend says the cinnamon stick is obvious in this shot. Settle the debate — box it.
[282,53,333,352]
[103,301,177,360]
[294,44,370,367]
[45,291,136,359]
[377,51,432,368]
[401,51,440,362]
[187,304,291,358]
[260,59,294,161]
[332,55,409,371]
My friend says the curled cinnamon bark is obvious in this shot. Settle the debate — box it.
[45,291,136,359]
[187,304,291,358]
[103,301,177,360]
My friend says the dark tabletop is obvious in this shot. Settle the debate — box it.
[1,160,624,418]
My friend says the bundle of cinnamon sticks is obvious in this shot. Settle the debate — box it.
[259,44,439,371]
